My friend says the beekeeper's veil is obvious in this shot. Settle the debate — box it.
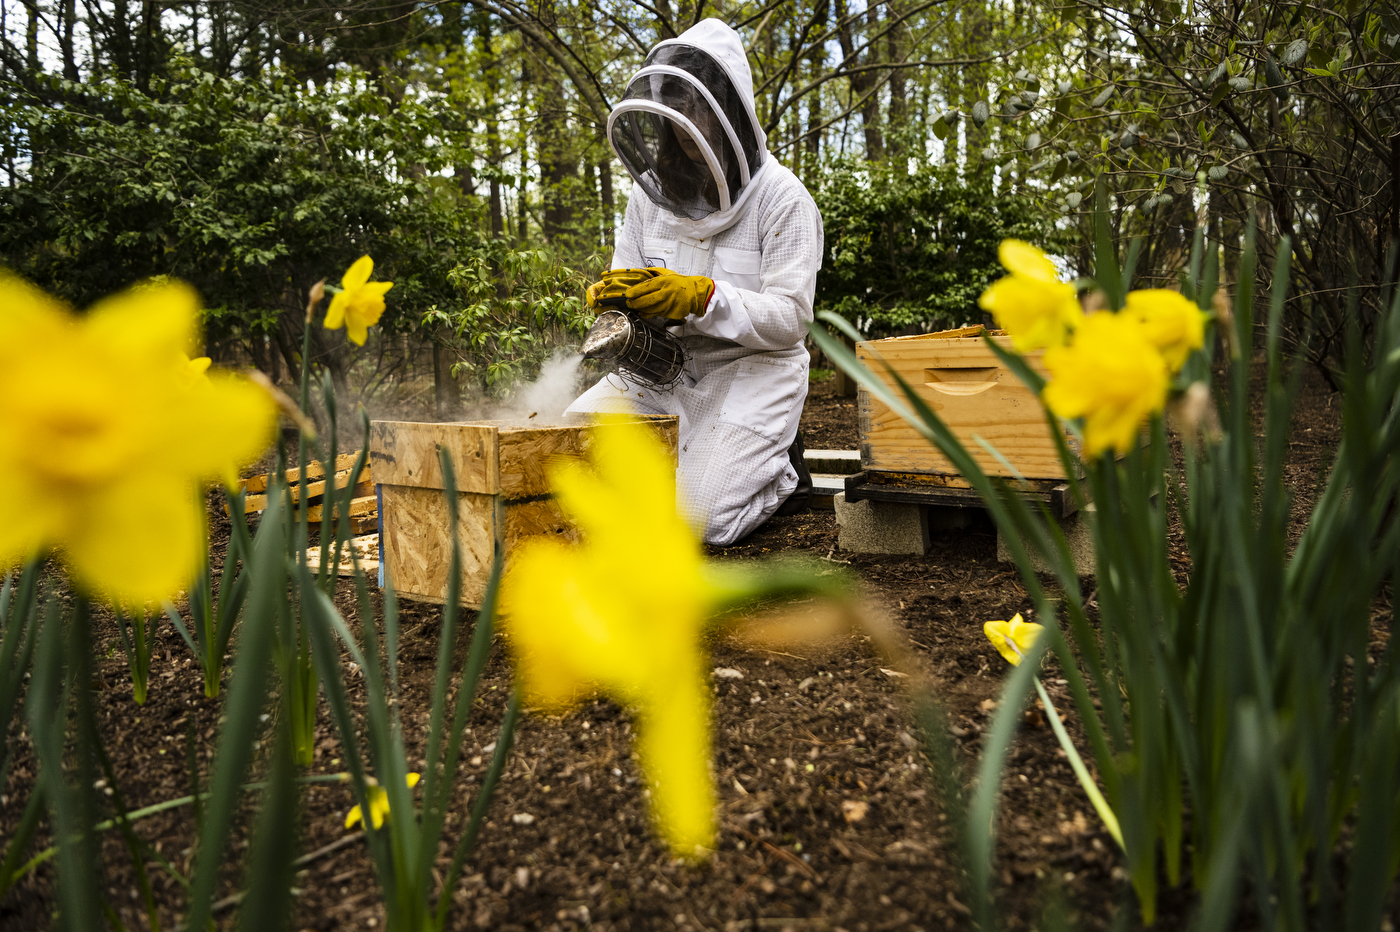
[608,19,768,223]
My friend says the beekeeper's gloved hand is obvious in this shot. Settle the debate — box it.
[625,269,715,320]
[586,268,658,309]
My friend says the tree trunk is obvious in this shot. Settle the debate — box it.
[886,2,908,171]
[25,1,39,73]
[834,0,884,163]
[61,0,78,81]
[137,0,159,90]
[516,53,530,244]
[274,319,303,389]
[961,2,992,179]
[803,0,829,183]
[477,18,506,239]
[538,72,576,241]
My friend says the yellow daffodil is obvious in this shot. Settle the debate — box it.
[1042,312,1169,459]
[984,613,1045,666]
[324,255,393,346]
[0,272,277,604]
[977,240,1083,352]
[1124,288,1206,373]
[345,773,421,830]
[500,418,717,856]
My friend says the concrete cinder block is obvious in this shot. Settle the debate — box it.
[834,492,930,555]
[996,503,1096,576]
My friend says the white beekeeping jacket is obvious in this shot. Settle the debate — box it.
[570,18,822,546]
[607,18,823,355]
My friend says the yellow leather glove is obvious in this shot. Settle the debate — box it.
[586,268,659,309]
[624,269,715,320]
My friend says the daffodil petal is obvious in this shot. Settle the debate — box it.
[501,541,599,710]
[636,672,715,854]
[1124,289,1205,372]
[0,272,71,335]
[178,371,277,481]
[1008,616,1045,657]
[63,472,204,605]
[0,473,60,572]
[86,280,201,361]
[345,804,365,830]
[978,274,1081,352]
[999,239,1060,282]
[499,419,716,858]
[984,620,1024,666]
[324,292,349,331]
[369,792,390,829]
[342,255,374,291]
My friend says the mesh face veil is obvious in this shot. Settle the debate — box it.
[607,35,766,221]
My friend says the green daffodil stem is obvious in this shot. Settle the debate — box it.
[5,774,348,888]
[1033,677,1124,851]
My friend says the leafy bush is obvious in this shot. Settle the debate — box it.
[0,64,485,371]
[812,160,1061,337]
[425,243,597,393]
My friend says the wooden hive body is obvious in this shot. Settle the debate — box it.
[369,415,679,607]
[857,326,1078,481]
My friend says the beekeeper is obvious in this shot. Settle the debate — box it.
[564,18,823,546]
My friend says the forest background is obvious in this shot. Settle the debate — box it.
[1,0,1396,414]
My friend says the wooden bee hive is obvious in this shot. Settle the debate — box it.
[369,415,679,608]
[856,325,1079,483]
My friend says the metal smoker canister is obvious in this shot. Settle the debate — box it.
[581,309,686,389]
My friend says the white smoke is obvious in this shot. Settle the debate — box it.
[487,350,586,421]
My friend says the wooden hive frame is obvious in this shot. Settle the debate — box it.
[231,453,378,536]
[369,415,679,608]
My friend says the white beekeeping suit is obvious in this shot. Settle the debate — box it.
[565,18,824,546]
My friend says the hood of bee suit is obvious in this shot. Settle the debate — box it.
[607,19,772,237]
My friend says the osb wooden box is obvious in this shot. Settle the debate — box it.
[856,325,1078,481]
[369,415,679,608]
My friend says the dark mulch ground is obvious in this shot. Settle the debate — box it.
[800,375,859,452]
[0,361,1373,932]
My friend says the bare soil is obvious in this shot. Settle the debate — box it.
[0,365,1368,932]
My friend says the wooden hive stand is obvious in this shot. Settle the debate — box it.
[840,325,1093,572]
[369,415,679,608]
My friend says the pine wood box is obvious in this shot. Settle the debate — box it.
[368,415,679,608]
[856,325,1079,481]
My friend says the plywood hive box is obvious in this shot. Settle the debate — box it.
[857,325,1079,482]
[369,415,680,607]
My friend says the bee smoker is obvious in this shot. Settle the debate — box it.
[580,308,688,389]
